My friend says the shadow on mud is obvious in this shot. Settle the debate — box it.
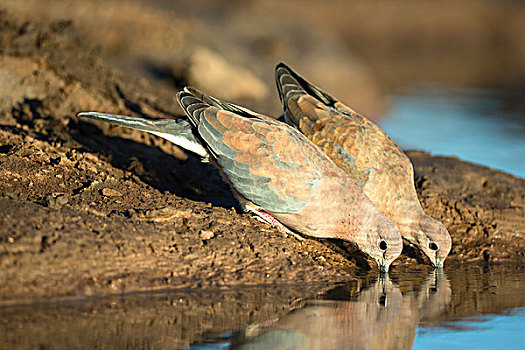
[69,118,240,209]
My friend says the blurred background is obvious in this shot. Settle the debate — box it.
[2,0,524,176]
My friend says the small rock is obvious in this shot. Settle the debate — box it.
[101,188,122,197]
[46,193,69,209]
[199,230,215,240]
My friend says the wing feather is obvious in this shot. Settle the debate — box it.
[177,88,335,213]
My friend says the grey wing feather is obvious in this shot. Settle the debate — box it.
[77,112,207,157]
[184,87,260,119]
[177,88,309,213]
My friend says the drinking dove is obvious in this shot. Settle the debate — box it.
[275,63,452,268]
[78,87,403,272]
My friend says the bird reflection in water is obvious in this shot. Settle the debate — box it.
[232,271,451,350]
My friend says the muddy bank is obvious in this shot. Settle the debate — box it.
[0,10,524,304]
[408,151,525,262]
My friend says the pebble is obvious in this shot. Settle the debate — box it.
[199,230,215,240]
[46,193,69,209]
[101,188,123,197]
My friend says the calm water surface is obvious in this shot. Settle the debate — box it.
[413,307,525,350]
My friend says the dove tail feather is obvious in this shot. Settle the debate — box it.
[77,111,207,157]
[78,112,159,132]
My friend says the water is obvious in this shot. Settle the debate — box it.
[185,265,524,350]
[1,264,524,349]
[379,86,525,178]
[413,308,525,350]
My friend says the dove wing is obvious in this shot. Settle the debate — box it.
[178,90,332,214]
[275,63,419,214]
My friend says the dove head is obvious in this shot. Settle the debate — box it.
[411,215,452,269]
[355,214,403,273]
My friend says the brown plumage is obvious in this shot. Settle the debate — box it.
[275,63,452,268]
[78,87,403,272]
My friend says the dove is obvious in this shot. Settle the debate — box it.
[275,62,452,268]
[78,87,403,272]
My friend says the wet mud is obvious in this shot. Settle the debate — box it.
[0,8,524,306]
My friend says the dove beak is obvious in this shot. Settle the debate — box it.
[433,256,445,269]
[377,258,390,274]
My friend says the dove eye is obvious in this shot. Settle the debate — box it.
[429,242,439,251]
[378,240,388,251]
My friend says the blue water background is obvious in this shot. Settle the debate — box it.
[413,308,525,350]
[379,86,525,178]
